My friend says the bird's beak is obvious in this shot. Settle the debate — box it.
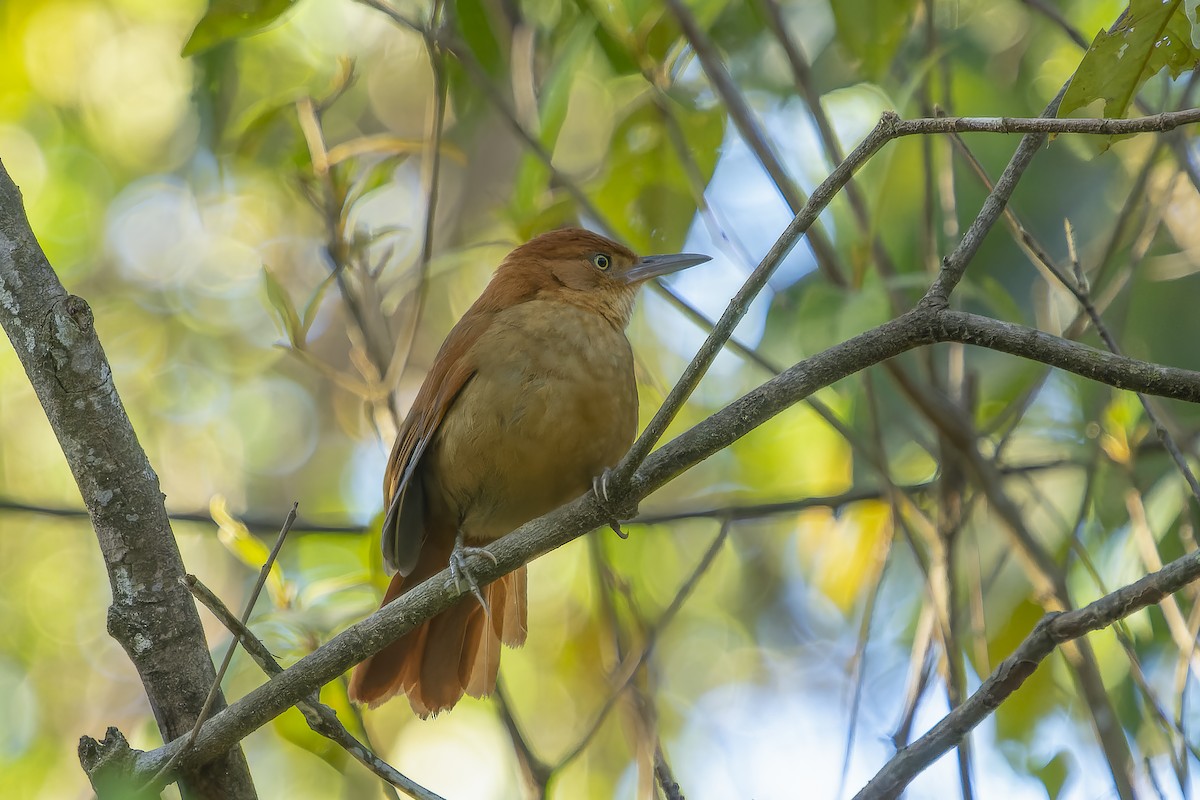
[622,252,712,284]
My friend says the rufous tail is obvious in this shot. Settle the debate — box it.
[348,562,527,717]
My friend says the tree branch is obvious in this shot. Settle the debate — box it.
[0,159,257,799]
[854,546,1200,799]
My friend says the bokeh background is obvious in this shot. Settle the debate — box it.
[3,0,1200,797]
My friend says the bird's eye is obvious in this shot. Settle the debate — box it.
[592,253,611,271]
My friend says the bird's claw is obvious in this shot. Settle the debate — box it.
[593,468,630,539]
[448,542,498,614]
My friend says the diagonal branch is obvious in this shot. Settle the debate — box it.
[854,545,1200,799]
[184,576,443,800]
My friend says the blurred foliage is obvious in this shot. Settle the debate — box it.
[2,0,1200,798]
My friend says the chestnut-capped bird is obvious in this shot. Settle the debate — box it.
[348,228,710,716]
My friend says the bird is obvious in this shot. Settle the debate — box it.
[347,227,711,716]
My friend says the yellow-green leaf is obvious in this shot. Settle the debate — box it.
[211,496,291,607]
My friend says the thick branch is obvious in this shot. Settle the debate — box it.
[0,160,256,799]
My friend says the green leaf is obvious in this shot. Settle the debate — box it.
[1060,0,1200,118]
[231,99,300,159]
[590,91,725,250]
[456,0,506,75]
[989,599,1061,745]
[1029,751,1071,800]
[263,267,304,347]
[183,0,300,57]
[511,19,597,221]
[830,0,919,81]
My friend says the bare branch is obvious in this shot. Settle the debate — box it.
[184,576,443,800]
[855,546,1200,799]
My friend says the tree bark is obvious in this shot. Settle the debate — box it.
[0,159,257,799]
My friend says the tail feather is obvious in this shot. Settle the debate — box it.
[460,603,498,697]
[501,566,528,647]
[348,564,529,717]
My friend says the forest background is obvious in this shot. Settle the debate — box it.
[3,0,1200,798]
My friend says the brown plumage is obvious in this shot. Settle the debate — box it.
[348,228,710,716]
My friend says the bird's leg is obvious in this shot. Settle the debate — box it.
[448,529,498,613]
[592,467,635,539]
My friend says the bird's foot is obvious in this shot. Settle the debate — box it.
[592,468,637,540]
[448,537,498,613]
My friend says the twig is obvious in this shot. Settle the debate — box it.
[397,0,449,394]
[890,607,937,749]
[1058,221,1200,506]
[143,503,299,793]
[619,101,1200,492]
[555,521,731,769]
[664,0,846,286]
[0,461,1074,532]
[654,742,685,800]
[755,0,902,286]
[493,681,551,799]
[184,576,442,800]
[855,545,1200,798]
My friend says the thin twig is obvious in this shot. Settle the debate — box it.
[664,0,846,286]
[856,545,1200,799]
[185,576,441,800]
[654,742,686,800]
[555,521,731,769]
[143,503,299,792]
[494,680,551,799]
[620,100,1200,494]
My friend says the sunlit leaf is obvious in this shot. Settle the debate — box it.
[211,496,291,607]
[183,0,300,57]
[1060,0,1200,118]
[1099,392,1144,465]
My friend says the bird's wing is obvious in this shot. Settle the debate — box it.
[381,312,491,575]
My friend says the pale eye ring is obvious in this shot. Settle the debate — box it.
[592,253,611,271]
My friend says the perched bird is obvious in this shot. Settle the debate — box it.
[347,227,710,716]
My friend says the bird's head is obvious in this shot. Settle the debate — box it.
[489,228,711,328]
